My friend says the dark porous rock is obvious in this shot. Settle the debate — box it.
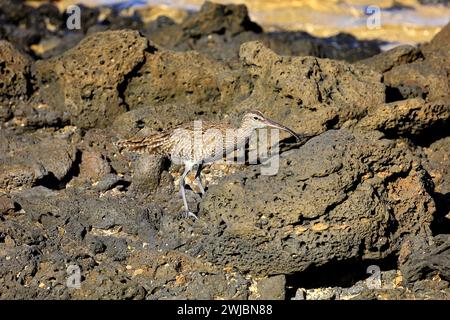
[129,154,166,194]
[66,249,249,299]
[124,44,248,110]
[71,274,147,300]
[306,269,450,300]
[0,194,15,215]
[0,0,33,24]
[104,237,129,262]
[79,128,129,178]
[264,32,381,63]
[255,275,286,300]
[91,6,144,32]
[356,98,450,138]
[93,173,123,192]
[33,30,149,129]
[112,103,225,139]
[79,150,111,182]
[7,99,70,129]
[399,234,450,285]
[383,23,450,103]
[181,1,262,38]
[420,137,450,234]
[2,183,250,299]
[421,21,450,59]
[0,40,31,100]
[422,137,450,195]
[35,3,62,28]
[12,187,160,238]
[146,1,262,51]
[234,41,384,136]
[146,2,380,62]
[194,129,435,275]
[313,33,380,62]
[357,44,423,73]
[383,61,449,102]
[0,100,12,123]
[89,237,107,254]
[0,130,77,192]
[179,271,249,300]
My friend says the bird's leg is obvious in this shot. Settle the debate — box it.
[179,164,198,220]
[194,162,205,195]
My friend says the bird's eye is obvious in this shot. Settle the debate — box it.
[253,116,259,120]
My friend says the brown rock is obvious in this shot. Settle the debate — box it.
[384,60,449,102]
[235,41,385,136]
[399,234,450,285]
[356,98,450,137]
[124,46,246,110]
[357,45,423,73]
[79,150,111,181]
[255,275,286,300]
[0,194,15,215]
[383,23,450,103]
[195,129,435,275]
[421,22,450,59]
[33,30,149,129]
[0,40,30,100]
[0,130,77,191]
[422,137,450,194]
[130,154,165,194]
[180,1,262,37]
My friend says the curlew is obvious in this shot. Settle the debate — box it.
[117,111,300,219]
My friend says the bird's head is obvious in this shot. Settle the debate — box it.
[241,110,300,141]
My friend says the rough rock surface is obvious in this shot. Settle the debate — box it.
[233,41,384,135]
[356,98,450,138]
[33,30,148,129]
[147,1,381,62]
[124,46,249,111]
[383,23,450,103]
[293,269,450,300]
[0,194,15,215]
[0,2,448,300]
[0,186,249,299]
[422,137,450,195]
[78,150,111,182]
[383,62,449,102]
[399,234,450,284]
[177,1,262,39]
[189,130,435,275]
[0,40,30,100]
[0,129,77,192]
[254,275,286,300]
[419,136,450,234]
[357,45,423,73]
[354,24,450,140]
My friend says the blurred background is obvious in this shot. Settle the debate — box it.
[28,0,450,49]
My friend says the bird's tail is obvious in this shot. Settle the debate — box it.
[116,133,169,155]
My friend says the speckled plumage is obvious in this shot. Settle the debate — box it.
[117,121,253,164]
[117,111,300,219]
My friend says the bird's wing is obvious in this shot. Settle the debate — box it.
[117,131,172,155]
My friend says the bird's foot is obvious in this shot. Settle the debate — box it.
[180,211,199,220]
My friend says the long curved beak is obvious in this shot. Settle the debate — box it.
[263,118,300,141]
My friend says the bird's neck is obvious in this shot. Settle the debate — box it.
[236,124,256,146]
